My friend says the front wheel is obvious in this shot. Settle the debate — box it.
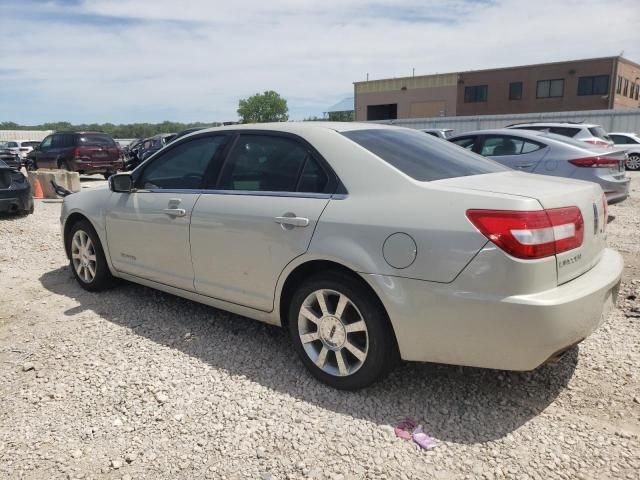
[66,220,115,291]
[288,272,397,390]
[626,154,640,171]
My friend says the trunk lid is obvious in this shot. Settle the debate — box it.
[438,171,606,285]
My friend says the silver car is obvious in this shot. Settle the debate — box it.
[449,129,630,204]
[60,123,622,389]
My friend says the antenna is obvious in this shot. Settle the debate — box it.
[366,72,369,81]
[412,67,415,77]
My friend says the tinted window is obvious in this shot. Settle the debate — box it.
[480,136,543,156]
[78,134,115,147]
[218,135,309,192]
[297,156,330,193]
[40,136,52,149]
[464,85,488,103]
[577,75,609,96]
[610,134,628,144]
[548,126,581,137]
[138,136,227,190]
[51,135,65,148]
[343,129,506,182]
[509,82,523,100]
[536,79,564,98]
[7,142,18,148]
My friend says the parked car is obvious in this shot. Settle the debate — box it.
[609,132,640,170]
[0,144,22,170]
[3,140,40,159]
[60,123,622,389]
[420,128,453,139]
[0,159,33,215]
[507,122,614,147]
[31,132,123,179]
[137,133,176,161]
[449,129,629,204]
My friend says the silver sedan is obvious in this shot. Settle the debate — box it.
[449,128,630,204]
[60,123,622,389]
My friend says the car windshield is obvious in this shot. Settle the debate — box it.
[343,128,507,181]
[78,134,116,147]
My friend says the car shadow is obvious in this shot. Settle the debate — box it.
[39,266,577,444]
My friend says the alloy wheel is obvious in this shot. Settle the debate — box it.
[71,230,97,283]
[626,154,640,171]
[297,289,369,377]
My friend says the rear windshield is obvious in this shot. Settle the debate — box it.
[343,129,507,181]
[77,134,116,147]
[588,126,610,140]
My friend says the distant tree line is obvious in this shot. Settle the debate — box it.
[0,121,222,139]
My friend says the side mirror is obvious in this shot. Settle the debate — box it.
[109,173,133,193]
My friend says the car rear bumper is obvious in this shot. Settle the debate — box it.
[0,185,33,214]
[598,175,629,204]
[70,159,123,174]
[366,248,623,370]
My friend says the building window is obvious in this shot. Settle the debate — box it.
[536,79,564,98]
[464,85,488,103]
[617,75,622,94]
[577,75,609,96]
[635,84,639,101]
[508,82,523,100]
[623,79,629,96]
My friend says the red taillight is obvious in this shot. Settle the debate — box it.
[569,157,620,168]
[584,139,610,147]
[72,147,81,158]
[466,207,584,259]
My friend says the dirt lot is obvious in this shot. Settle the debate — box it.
[1,174,639,480]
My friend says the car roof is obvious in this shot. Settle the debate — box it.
[192,121,405,136]
[609,132,639,135]
[508,122,598,128]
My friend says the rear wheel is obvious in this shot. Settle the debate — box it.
[288,271,397,390]
[626,154,640,171]
[59,160,71,171]
[66,220,115,291]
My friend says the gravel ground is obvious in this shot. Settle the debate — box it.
[0,173,639,480]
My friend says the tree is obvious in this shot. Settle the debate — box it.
[237,90,288,123]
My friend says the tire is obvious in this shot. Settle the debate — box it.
[626,154,640,171]
[66,219,115,292]
[288,271,397,390]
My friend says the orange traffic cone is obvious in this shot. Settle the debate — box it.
[33,179,44,199]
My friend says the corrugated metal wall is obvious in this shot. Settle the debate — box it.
[371,108,640,134]
[0,130,53,141]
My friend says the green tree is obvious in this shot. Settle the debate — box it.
[237,90,288,123]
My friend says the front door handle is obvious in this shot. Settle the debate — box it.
[275,216,309,227]
[163,208,186,217]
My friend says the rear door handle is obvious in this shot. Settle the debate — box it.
[163,208,186,217]
[275,216,309,227]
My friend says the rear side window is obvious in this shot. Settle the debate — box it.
[218,135,323,193]
[588,126,610,140]
[549,127,581,137]
[480,136,543,156]
[343,129,507,182]
[77,134,116,147]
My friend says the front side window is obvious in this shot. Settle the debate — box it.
[40,136,52,149]
[137,135,227,190]
[464,85,488,103]
[480,136,542,156]
[451,136,476,150]
[536,79,564,98]
[509,82,523,100]
[577,75,610,96]
[343,129,506,182]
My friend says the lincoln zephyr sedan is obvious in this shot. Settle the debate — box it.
[60,123,623,389]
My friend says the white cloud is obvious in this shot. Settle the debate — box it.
[2,0,639,123]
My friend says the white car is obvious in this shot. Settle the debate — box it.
[60,122,622,389]
[609,132,640,170]
[507,122,614,148]
[4,140,40,159]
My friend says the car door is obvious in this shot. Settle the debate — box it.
[35,135,55,168]
[478,134,546,172]
[190,132,336,312]
[105,134,229,290]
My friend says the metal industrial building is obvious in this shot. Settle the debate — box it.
[354,56,640,121]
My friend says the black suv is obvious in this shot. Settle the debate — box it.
[29,131,123,178]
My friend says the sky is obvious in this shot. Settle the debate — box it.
[1,0,639,124]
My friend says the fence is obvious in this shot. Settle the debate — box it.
[371,108,640,135]
[0,130,53,142]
